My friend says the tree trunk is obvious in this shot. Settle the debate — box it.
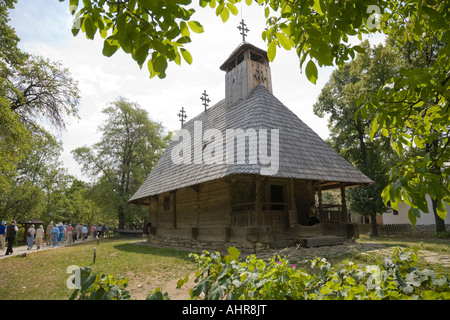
[118,204,125,230]
[370,212,379,236]
[431,198,447,234]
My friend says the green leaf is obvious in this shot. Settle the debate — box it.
[152,54,168,79]
[188,21,204,33]
[220,7,230,22]
[330,28,340,45]
[369,117,378,140]
[226,3,238,15]
[313,0,323,15]
[276,32,292,50]
[267,40,277,61]
[177,275,189,289]
[436,200,447,221]
[180,21,190,37]
[305,60,318,84]
[83,16,96,40]
[180,48,192,64]
[102,38,120,57]
[353,45,365,54]
[134,43,150,67]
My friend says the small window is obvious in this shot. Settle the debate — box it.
[163,196,170,211]
[250,50,265,64]
[393,210,399,216]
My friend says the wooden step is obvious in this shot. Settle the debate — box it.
[296,235,344,248]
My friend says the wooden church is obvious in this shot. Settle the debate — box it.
[128,29,373,252]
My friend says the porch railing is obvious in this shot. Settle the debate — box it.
[231,202,289,228]
[320,204,346,222]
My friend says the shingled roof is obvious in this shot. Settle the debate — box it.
[128,84,373,204]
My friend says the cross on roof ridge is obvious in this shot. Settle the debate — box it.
[177,107,187,126]
[200,90,210,111]
[237,18,249,43]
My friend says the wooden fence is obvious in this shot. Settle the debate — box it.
[358,224,413,237]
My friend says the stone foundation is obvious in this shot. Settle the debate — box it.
[146,234,271,254]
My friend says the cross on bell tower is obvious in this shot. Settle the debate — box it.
[237,19,249,43]
[200,90,210,111]
[177,107,187,126]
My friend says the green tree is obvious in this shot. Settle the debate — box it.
[314,41,399,236]
[0,133,66,223]
[1,0,80,194]
[72,98,172,229]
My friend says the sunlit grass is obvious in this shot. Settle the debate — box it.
[0,238,195,300]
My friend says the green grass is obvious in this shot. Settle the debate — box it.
[0,237,196,300]
[1,235,449,300]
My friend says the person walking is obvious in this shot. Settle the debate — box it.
[75,223,81,240]
[0,221,6,251]
[50,225,59,247]
[66,224,73,244]
[57,222,64,243]
[35,225,44,250]
[97,224,102,238]
[90,224,96,238]
[46,222,54,246]
[5,220,18,255]
[27,224,35,250]
[81,225,88,240]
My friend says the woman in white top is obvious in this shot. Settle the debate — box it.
[35,225,45,249]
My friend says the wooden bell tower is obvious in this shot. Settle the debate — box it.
[220,42,273,106]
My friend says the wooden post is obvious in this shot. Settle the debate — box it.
[340,185,348,223]
[255,175,263,226]
[288,178,297,228]
[317,182,323,221]
[171,190,177,229]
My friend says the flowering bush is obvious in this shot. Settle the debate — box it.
[183,246,450,300]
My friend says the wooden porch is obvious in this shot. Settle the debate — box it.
[230,202,349,228]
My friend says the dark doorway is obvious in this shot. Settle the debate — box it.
[270,185,284,210]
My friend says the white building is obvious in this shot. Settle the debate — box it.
[382,195,450,225]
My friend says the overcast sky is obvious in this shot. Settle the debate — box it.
[9,0,385,181]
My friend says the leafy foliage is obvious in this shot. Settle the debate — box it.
[183,246,450,300]
[69,266,131,300]
[59,0,209,79]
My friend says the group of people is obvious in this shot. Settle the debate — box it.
[0,220,110,255]
[44,222,110,247]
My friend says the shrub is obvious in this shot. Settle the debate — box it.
[69,266,131,300]
[183,246,450,300]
